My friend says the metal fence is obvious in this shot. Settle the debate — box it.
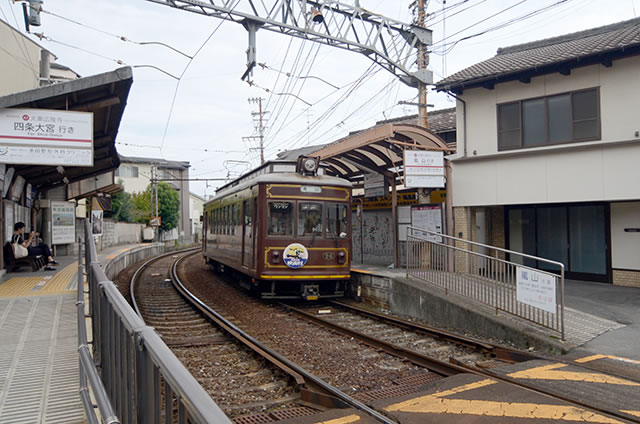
[406,227,565,340]
[78,220,230,423]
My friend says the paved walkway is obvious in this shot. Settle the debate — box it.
[0,244,143,423]
[352,264,635,355]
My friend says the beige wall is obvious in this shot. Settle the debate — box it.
[0,21,42,96]
[452,55,640,207]
[117,163,153,193]
[610,202,640,271]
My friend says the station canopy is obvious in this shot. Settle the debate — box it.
[281,123,455,184]
[0,67,133,192]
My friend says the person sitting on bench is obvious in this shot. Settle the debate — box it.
[12,222,58,271]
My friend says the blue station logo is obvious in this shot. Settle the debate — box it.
[283,243,309,269]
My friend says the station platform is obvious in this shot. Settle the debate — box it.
[0,243,144,423]
[350,265,639,358]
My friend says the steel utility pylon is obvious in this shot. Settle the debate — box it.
[144,0,432,87]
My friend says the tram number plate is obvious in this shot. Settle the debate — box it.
[306,295,319,301]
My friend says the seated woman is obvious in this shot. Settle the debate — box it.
[12,222,58,271]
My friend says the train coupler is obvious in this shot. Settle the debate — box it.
[302,284,319,301]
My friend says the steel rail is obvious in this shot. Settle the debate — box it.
[329,300,539,363]
[129,247,200,317]
[284,303,470,377]
[170,253,398,424]
[287,302,638,424]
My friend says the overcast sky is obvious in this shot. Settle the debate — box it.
[0,0,636,196]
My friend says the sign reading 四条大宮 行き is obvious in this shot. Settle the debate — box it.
[0,108,93,166]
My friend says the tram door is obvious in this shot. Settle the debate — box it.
[242,200,253,268]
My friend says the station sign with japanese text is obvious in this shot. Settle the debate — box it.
[0,108,93,166]
[404,150,445,188]
[516,266,557,314]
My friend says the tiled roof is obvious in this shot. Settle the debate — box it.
[435,18,640,91]
[375,108,456,133]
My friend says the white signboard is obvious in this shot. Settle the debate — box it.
[411,205,443,242]
[404,150,445,188]
[51,201,76,244]
[0,108,93,166]
[364,173,386,198]
[516,266,557,314]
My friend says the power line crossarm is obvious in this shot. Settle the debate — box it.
[144,0,431,86]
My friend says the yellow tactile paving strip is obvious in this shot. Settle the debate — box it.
[0,262,78,298]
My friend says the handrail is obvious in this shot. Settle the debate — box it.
[406,226,565,340]
[407,226,565,270]
[79,220,230,423]
[77,240,120,424]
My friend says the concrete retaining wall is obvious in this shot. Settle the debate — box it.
[348,272,566,354]
[103,243,166,281]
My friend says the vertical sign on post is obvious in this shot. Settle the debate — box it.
[516,266,557,313]
[51,201,76,244]
[91,210,103,236]
[364,173,386,198]
[404,150,445,188]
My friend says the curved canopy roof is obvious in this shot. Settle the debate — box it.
[311,123,454,183]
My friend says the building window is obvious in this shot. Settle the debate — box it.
[115,165,139,177]
[497,88,600,151]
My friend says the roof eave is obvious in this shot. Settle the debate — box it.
[435,43,640,93]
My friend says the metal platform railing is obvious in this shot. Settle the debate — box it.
[78,220,230,423]
[406,227,565,340]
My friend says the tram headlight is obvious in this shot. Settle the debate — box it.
[297,156,319,175]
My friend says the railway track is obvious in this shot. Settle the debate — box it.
[127,252,639,424]
[131,250,397,423]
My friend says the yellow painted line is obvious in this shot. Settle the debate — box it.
[385,378,623,423]
[350,268,375,275]
[507,363,640,386]
[623,410,640,418]
[316,415,360,424]
[575,354,640,366]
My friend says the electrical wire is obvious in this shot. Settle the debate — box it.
[1,2,38,76]
[40,8,193,58]
[158,0,242,154]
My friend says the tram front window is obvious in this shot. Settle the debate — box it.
[298,202,323,236]
[326,203,349,238]
[268,202,293,236]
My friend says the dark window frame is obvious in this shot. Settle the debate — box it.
[497,87,601,151]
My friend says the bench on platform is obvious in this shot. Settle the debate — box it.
[3,242,47,272]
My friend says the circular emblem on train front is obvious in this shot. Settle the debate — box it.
[283,243,308,269]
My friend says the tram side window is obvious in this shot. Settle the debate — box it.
[298,202,323,236]
[326,203,349,238]
[268,202,293,236]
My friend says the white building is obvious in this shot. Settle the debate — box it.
[0,19,80,96]
[116,155,192,243]
[436,18,640,286]
[189,192,205,240]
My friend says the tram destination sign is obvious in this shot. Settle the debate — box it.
[404,150,445,188]
[0,108,93,166]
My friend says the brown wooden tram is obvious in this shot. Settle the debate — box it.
[202,156,352,299]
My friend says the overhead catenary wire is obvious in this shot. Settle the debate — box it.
[40,8,193,58]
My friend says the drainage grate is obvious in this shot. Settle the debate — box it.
[269,406,318,420]
[393,372,442,387]
[233,413,275,424]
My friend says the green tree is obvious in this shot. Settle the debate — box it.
[132,182,180,232]
[110,179,135,222]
